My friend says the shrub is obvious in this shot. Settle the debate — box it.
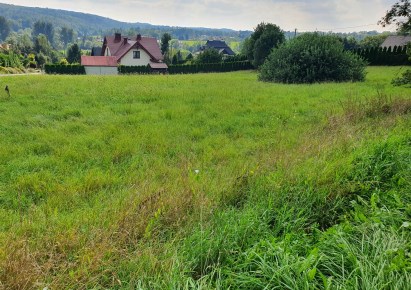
[259,33,367,84]
[392,69,411,86]
[195,48,222,64]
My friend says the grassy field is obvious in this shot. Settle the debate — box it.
[0,67,410,289]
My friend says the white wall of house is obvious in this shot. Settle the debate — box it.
[119,49,151,66]
[105,47,111,56]
[85,66,118,75]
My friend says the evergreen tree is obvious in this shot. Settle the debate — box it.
[67,43,81,64]
[33,21,54,44]
[0,16,10,41]
[244,22,285,67]
[60,27,75,48]
[161,33,171,55]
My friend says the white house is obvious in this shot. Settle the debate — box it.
[81,33,168,75]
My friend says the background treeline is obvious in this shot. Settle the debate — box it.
[0,3,251,42]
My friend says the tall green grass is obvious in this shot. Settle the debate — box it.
[0,67,410,289]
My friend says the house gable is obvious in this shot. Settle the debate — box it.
[119,47,152,66]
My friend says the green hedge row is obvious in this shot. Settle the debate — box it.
[45,61,254,75]
[45,64,86,74]
[168,61,253,74]
[352,46,410,66]
[118,65,151,74]
[118,61,253,75]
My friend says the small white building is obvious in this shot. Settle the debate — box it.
[81,56,118,75]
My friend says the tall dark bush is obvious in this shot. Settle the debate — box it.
[259,33,367,84]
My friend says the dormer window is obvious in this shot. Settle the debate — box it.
[133,51,140,59]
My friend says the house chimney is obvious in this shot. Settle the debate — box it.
[137,34,142,41]
[123,37,128,44]
[114,33,121,42]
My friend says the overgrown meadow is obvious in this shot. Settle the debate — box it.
[0,68,410,289]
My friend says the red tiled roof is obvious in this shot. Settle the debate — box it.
[81,56,118,66]
[102,34,164,62]
[149,62,168,69]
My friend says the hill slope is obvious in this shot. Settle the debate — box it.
[0,3,251,39]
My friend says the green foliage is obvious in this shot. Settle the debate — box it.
[0,51,23,68]
[60,27,75,48]
[245,22,285,67]
[34,34,52,56]
[160,33,171,55]
[379,0,411,34]
[44,64,85,74]
[196,48,222,64]
[259,33,367,83]
[392,69,411,86]
[66,43,81,64]
[5,31,33,55]
[0,16,10,41]
[354,46,410,66]
[359,34,389,49]
[32,20,54,44]
[168,61,253,74]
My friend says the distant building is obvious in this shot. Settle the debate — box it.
[81,33,167,75]
[380,35,411,49]
[200,40,235,56]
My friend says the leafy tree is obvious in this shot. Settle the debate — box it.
[33,21,54,44]
[379,0,411,33]
[172,54,178,65]
[67,43,81,64]
[259,33,366,84]
[196,48,222,64]
[6,31,33,54]
[35,52,48,68]
[161,33,171,55]
[0,16,10,41]
[359,34,389,49]
[186,53,193,61]
[340,37,359,50]
[60,27,74,48]
[34,34,52,55]
[245,22,285,67]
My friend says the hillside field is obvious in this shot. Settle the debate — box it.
[0,68,410,289]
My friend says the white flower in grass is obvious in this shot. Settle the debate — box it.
[194,169,200,174]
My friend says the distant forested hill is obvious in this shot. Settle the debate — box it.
[0,3,252,40]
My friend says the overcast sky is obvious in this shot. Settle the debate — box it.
[1,0,398,32]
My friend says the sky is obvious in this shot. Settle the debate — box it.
[1,0,399,32]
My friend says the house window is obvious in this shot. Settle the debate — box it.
[133,51,140,59]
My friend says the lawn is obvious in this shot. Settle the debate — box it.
[0,67,410,289]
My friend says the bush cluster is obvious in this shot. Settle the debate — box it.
[259,33,367,84]
[353,46,410,66]
[44,64,85,74]
[0,52,23,69]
